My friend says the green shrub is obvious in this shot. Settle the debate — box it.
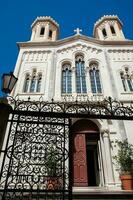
[113,139,133,175]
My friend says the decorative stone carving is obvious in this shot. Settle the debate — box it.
[108,49,133,61]
[57,43,102,54]
[23,50,51,62]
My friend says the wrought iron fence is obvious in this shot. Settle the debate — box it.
[7,96,133,120]
[0,96,133,199]
[0,97,73,200]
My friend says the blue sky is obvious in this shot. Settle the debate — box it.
[0,0,133,96]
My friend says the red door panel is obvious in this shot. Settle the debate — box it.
[73,134,88,186]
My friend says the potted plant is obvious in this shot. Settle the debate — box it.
[45,146,61,190]
[113,139,133,190]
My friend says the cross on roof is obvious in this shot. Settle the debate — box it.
[74,28,82,35]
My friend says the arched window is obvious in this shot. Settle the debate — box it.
[102,28,107,38]
[62,64,72,93]
[36,74,42,92]
[120,68,133,92]
[40,27,45,36]
[89,63,102,93]
[23,74,30,93]
[30,75,36,92]
[110,25,116,35]
[75,55,87,93]
[49,30,52,38]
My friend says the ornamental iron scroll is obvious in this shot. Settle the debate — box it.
[7,96,133,120]
[0,99,71,200]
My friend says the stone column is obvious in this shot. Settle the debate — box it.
[44,23,50,40]
[85,67,90,93]
[102,130,115,187]
[72,67,76,94]
[0,98,12,151]
[99,134,108,186]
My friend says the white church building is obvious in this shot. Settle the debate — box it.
[1,15,133,199]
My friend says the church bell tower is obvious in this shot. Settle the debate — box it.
[30,16,59,42]
[93,15,125,41]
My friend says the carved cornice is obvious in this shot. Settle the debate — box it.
[17,35,133,49]
[31,16,59,29]
[94,15,123,28]
[108,49,133,53]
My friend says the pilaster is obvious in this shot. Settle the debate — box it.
[101,129,115,187]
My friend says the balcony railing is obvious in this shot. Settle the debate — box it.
[61,94,104,102]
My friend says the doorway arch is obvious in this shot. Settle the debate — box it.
[72,119,101,187]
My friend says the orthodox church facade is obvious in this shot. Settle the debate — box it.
[11,15,133,193]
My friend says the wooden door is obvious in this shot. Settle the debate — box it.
[73,134,88,186]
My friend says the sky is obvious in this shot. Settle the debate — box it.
[0,0,133,96]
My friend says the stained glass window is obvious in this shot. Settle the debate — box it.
[23,70,42,93]
[89,63,102,93]
[120,69,133,92]
[62,64,72,93]
[30,76,36,92]
[75,55,87,93]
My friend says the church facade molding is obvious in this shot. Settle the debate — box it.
[17,34,133,49]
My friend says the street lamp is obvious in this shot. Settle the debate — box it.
[1,72,18,94]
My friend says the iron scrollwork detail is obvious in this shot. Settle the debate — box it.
[8,96,133,120]
[0,97,70,199]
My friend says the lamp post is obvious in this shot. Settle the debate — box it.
[1,72,18,95]
[0,72,17,151]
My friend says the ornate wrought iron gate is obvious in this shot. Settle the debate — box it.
[1,96,133,199]
[0,99,72,200]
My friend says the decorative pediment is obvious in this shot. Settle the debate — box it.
[57,43,102,54]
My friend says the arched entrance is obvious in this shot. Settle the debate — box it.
[72,119,101,187]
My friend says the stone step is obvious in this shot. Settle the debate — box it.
[73,191,133,200]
